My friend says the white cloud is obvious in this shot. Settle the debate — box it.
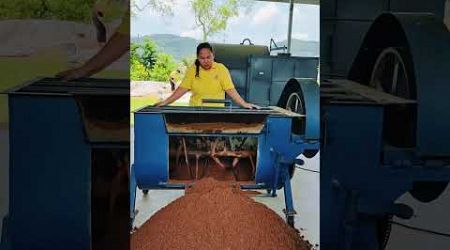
[252,3,280,25]
[180,29,202,39]
[293,32,309,40]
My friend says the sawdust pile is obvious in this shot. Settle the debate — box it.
[131,178,311,250]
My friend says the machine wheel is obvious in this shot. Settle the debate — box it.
[376,215,393,250]
[410,182,449,203]
[371,47,448,203]
[285,91,305,135]
[369,47,416,147]
[287,215,295,228]
[279,88,319,159]
[289,164,295,179]
[370,47,411,98]
[142,189,149,195]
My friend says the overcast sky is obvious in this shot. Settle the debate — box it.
[131,0,319,45]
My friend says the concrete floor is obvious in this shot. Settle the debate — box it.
[131,129,321,247]
[386,187,450,249]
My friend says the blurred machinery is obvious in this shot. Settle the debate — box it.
[131,36,320,227]
[211,41,318,107]
[131,97,319,227]
[321,0,450,249]
[130,30,320,224]
[1,78,129,250]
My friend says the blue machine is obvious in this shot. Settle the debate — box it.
[211,42,319,106]
[2,78,129,250]
[131,78,320,226]
[321,6,450,249]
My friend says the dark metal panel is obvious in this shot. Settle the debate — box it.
[332,21,372,77]
[390,0,446,19]
[211,43,269,69]
[270,81,287,105]
[248,57,273,105]
[272,59,295,82]
[321,0,337,18]
[335,0,386,20]
[228,69,247,98]
[295,58,319,78]
[7,77,129,95]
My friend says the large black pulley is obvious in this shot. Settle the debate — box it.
[278,84,318,159]
[369,47,416,148]
[370,47,448,203]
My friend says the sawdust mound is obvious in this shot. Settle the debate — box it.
[131,177,311,250]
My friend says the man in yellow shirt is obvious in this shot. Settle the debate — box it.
[156,42,258,109]
[168,69,182,91]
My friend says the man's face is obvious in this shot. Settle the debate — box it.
[198,48,214,70]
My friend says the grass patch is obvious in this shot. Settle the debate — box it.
[130,95,159,125]
[130,95,189,125]
[0,51,127,124]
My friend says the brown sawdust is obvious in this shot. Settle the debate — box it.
[131,177,311,250]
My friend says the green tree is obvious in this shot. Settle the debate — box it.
[181,55,196,69]
[131,38,177,82]
[139,38,158,69]
[191,0,251,41]
[0,0,96,22]
[149,53,177,81]
[131,60,151,80]
[131,0,174,16]
[131,43,151,80]
[0,0,130,23]
[133,0,252,41]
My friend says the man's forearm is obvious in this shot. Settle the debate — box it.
[82,32,129,76]
[162,87,188,105]
[226,88,248,107]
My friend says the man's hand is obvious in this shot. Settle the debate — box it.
[225,88,260,110]
[154,101,167,107]
[55,31,129,82]
[242,102,261,110]
[56,67,89,81]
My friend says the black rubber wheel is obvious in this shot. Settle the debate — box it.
[277,83,305,136]
[376,215,393,250]
[142,189,149,195]
[369,47,416,147]
[303,149,319,159]
[410,181,449,203]
[289,164,295,179]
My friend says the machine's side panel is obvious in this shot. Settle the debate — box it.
[134,113,169,188]
[321,104,384,250]
[255,129,276,187]
[270,59,296,106]
[228,68,248,99]
[247,57,273,105]
[8,95,91,250]
[390,0,446,18]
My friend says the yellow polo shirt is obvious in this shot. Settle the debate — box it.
[180,62,235,106]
